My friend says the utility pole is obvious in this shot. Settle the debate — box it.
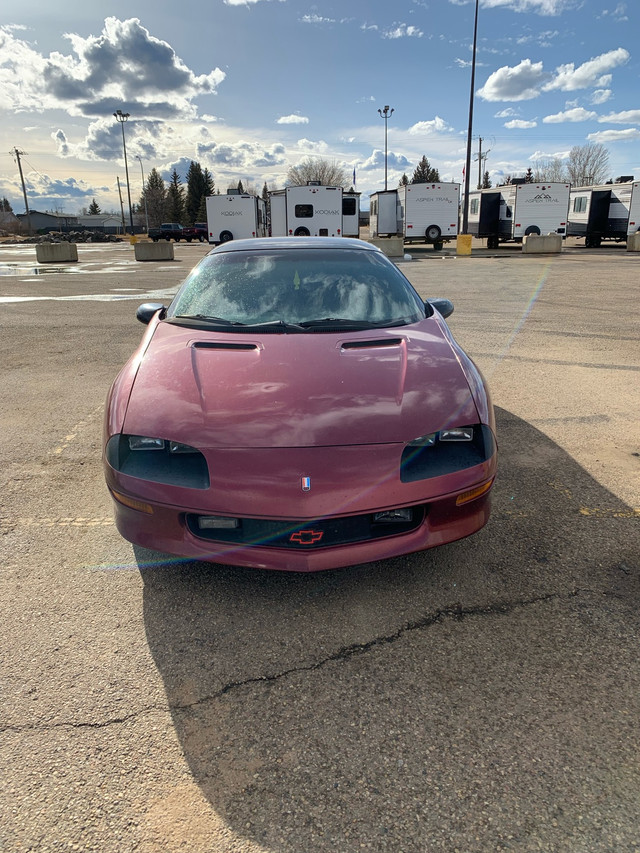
[12,148,33,235]
[116,177,126,235]
[461,0,479,234]
[474,137,491,189]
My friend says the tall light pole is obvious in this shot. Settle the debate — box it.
[113,109,135,235]
[461,0,479,234]
[136,155,149,234]
[378,105,394,191]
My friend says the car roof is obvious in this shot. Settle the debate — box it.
[208,237,383,254]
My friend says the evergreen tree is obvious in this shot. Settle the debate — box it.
[88,199,101,215]
[142,168,167,228]
[262,182,269,201]
[166,169,186,223]
[398,173,409,187]
[411,155,440,183]
[185,161,205,225]
[482,171,492,189]
[1,197,14,212]
[524,167,533,183]
[237,180,245,194]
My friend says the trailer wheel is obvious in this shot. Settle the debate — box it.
[487,235,499,250]
[219,230,233,243]
[433,241,443,252]
[294,227,310,236]
[425,225,441,242]
[524,225,541,236]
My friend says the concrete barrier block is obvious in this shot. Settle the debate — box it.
[522,233,562,254]
[366,236,405,258]
[134,241,174,261]
[626,231,640,252]
[456,234,472,255]
[36,242,78,263]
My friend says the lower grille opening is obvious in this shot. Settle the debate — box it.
[186,506,426,549]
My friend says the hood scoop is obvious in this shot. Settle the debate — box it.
[341,338,403,350]
[192,341,258,351]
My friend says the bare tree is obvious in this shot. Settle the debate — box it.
[534,143,610,185]
[533,157,567,182]
[286,157,349,188]
[566,143,610,186]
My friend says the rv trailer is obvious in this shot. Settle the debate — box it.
[567,179,639,247]
[467,182,570,249]
[205,192,267,244]
[369,190,401,238]
[397,183,460,246]
[268,185,343,237]
[342,191,361,238]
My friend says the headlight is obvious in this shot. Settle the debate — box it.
[401,425,494,483]
[106,434,209,489]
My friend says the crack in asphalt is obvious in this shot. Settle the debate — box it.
[1,588,585,733]
[187,588,582,707]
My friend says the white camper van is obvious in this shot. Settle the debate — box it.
[205,192,267,244]
[398,183,460,246]
[369,190,401,237]
[568,179,639,246]
[467,182,570,249]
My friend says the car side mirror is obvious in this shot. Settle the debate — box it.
[136,303,166,325]
[427,298,454,319]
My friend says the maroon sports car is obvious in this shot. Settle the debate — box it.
[103,237,496,571]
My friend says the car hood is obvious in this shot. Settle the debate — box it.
[122,321,480,448]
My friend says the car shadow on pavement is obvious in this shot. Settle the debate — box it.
[137,406,640,851]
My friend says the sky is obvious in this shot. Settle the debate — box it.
[1,0,638,215]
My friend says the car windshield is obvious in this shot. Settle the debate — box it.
[166,248,425,330]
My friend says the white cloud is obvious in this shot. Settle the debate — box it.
[598,110,640,125]
[588,128,640,143]
[505,119,538,128]
[449,0,580,12]
[543,107,598,123]
[0,19,225,120]
[494,108,520,118]
[543,48,629,92]
[277,114,310,125]
[477,59,549,101]
[408,116,454,134]
[300,14,336,23]
[590,89,612,105]
[383,24,423,39]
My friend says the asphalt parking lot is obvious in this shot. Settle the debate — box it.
[1,238,639,852]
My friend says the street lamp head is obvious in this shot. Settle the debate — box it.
[113,110,130,122]
[378,106,394,118]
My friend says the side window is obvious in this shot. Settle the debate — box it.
[294,204,313,218]
[573,196,587,213]
[470,198,479,215]
[343,198,357,216]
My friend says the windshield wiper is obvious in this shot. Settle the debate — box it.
[172,314,244,325]
[298,317,407,329]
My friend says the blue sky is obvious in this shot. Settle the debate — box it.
[0,0,638,214]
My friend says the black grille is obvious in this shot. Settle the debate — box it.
[186,506,425,549]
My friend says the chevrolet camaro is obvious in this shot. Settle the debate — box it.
[103,237,497,572]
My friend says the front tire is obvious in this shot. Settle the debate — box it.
[219,230,233,243]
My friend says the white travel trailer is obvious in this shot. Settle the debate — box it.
[398,183,460,246]
[342,191,361,238]
[467,182,570,249]
[369,190,402,237]
[567,179,639,246]
[205,192,267,244]
[269,185,344,237]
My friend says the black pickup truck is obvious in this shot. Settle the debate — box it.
[148,223,184,242]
